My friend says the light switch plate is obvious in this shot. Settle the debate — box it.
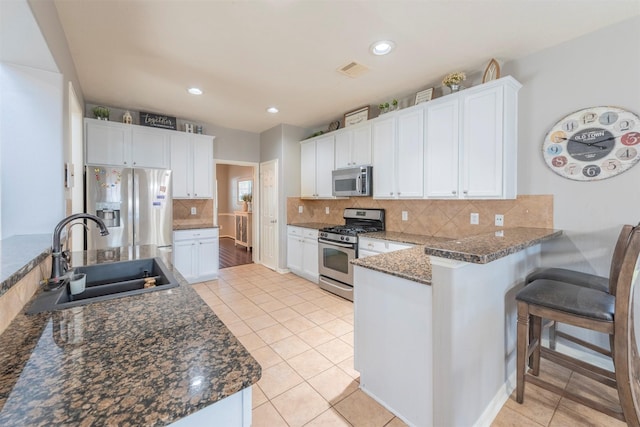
[495,214,504,227]
[298,206,303,213]
[402,211,408,221]
[190,207,197,215]
[325,207,330,214]
[470,213,479,225]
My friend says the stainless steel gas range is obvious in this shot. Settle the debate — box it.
[317,208,385,301]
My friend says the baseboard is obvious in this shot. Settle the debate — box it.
[473,371,516,427]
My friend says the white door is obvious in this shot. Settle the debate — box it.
[260,159,278,270]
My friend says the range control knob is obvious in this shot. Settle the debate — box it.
[345,237,351,242]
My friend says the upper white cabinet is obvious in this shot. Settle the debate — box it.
[335,123,372,169]
[170,133,214,198]
[425,76,521,199]
[301,135,335,198]
[85,118,170,169]
[372,107,424,199]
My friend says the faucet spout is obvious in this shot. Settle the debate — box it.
[50,213,110,285]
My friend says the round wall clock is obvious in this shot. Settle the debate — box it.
[542,106,640,181]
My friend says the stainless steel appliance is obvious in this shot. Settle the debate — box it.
[332,166,372,197]
[318,208,385,301]
[85,166,172,249]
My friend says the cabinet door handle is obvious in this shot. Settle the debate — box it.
[452,190,457,195]
[463,190,468,195]
[194,193,197,196]
[389,192,393,196]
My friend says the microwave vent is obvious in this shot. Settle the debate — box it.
[337,61,369,78]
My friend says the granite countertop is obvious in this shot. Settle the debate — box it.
[288,222,340,230]
[0,234,51,298]
[361,231,454,246]
[173,220,218,230]
[0,245,261,426]
[352,227,562,285]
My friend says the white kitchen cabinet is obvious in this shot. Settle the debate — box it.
[300,135,334,198]
[424,97,460,198]
[173,228,219,284]
[287,226,319,283]
[131,126,171,169]
[424,76,521,199]
[372,107,424,199]
[85,118,170,169]
[358,237,414,258]
[170,133,214,198]
[335,123,372,169]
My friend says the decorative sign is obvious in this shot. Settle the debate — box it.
[415,88,434,105]
[139,111,177,130]
[344,106,370,127]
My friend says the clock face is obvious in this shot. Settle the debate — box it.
[542,106,640,181]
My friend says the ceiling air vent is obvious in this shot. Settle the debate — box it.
[337,61,369,78]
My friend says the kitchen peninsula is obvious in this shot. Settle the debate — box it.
[352,227,561,426]
[0,245,260,426]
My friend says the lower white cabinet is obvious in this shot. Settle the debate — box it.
[358,237,414,258]
[173,228,219,284]
[287,226,319,283]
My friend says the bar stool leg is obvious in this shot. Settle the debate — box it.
[516,301,530,403]
[531,315,542,376]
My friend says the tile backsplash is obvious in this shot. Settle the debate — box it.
[287,195,553,239]
[173,199,214,228]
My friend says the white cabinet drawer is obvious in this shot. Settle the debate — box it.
[303,229,319,239]
[359,237,414,255]
[288,226,303,237]
[359,238,387,253]
[174,228,218,241]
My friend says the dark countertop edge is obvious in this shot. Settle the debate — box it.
[352,246,432,285]
[173,224,219,230]
[287,222,340,230]
[0,245,261,425]
[0,235,52,298]
[422,228,563,264]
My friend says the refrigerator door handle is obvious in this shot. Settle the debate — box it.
[128,170,135,245]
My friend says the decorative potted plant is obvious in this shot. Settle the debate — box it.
[241,193,252,212]
[92,106,110,120]
[391,99,399,111]
[442,72,466,93]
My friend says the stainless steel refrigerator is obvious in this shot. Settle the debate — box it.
[86,166,172,249]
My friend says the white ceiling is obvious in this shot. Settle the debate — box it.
[52,0,640,134]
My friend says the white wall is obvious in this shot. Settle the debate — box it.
[0,63,64,236]
[504,16,640,275]
[260,123,308,269]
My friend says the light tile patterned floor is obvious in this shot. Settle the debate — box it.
[193,264,625,427]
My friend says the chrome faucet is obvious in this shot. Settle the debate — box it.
[49,213,109,287]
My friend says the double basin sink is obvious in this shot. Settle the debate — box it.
[27,257,179,314]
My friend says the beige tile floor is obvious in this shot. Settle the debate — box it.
[193,264,625,427]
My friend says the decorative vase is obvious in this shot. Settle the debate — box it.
[448,83,460,93]
[242,201,248,212]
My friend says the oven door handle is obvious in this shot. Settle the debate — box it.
[318,238,354,248]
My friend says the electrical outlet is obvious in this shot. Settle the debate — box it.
[190,207,197,215]
[325,207,330,214]
[470,213,479,225]
[298,206,303,214]
[495,214,504,227]
[402,211,408,221]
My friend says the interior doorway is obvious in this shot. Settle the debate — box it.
[214,160,258,269]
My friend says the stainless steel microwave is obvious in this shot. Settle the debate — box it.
[332,166,372,197]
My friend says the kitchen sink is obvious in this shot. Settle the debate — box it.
[26,257,179,314]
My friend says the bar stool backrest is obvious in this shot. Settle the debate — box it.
[613,225,640,426]
[609,224,635,296]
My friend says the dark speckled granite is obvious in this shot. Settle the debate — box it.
[0,245,261,426]
[422,227,562,264]
[0,234,51,297]
[352,228,562,285]
[362,231,453,246]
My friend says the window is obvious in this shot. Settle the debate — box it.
[238,179,252,202]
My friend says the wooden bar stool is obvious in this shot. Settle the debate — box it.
[515,225,640,425]
[524,224,634,354]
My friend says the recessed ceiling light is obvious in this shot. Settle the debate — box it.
[370,40,395,56]
[266,107,279,114]
[188,87,203,95]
